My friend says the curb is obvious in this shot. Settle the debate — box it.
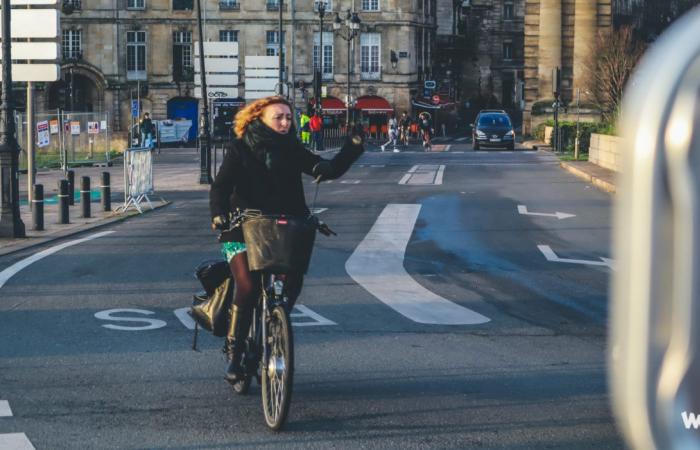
[560,162,616,194]
[0,200,172,258]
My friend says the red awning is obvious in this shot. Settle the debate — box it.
[310,97,347,113]
[356,96,393,114]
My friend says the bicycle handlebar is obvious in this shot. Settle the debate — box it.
[217,209,337,237]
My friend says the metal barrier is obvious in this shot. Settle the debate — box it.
[118,147,154,214]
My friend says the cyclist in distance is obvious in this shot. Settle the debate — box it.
[418,111,433,149]
[209,96,365,383]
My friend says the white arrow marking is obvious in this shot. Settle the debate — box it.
[518,205,576,220]
[310,207,328,214]
[290,304,337,327]
[0,231,115,289]
[538,245,615,270]
[0,401,12,418]
[346,204,490,325]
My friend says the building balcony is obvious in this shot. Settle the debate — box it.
[219,1,240,11]
[266,2,288,11]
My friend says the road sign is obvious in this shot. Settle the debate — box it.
[0,64,59,82]
[194,87,238,99]
[424,80,436,89]
[0,42,58,61]
[131,100,140,118]
[194,41,239,99]
[244,56,279,100]
[0,9,58,38]
[10,0,59,4]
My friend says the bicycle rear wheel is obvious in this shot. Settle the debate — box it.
[261,305,294,430]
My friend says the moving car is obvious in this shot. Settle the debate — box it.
[472,110,515,150]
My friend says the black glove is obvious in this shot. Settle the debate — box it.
[312,160,333,183]
[211,214,229,231]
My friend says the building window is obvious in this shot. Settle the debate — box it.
[503,42,513,60]
[361,0,379,11]
[313,32,333,80]
[360,33,381,79]
[64,0,81,10]
[173,31,193,81]
[219,30,239,42]
[266,31,286,69]
[503,1,514,19]
[127,30,147,80]
[219,0,239,10]
[266,0,287,11]
[127,0,146,9]
[314,0,331,11]
[173,0,193,10]
[62,29,82,60]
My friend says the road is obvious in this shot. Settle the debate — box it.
[0,140,623,449]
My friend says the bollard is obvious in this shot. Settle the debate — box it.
[80,176,91,218]
[32,184,44,231]
[58,179,69,224]
[101,172,111,212]
[67,170,75,205]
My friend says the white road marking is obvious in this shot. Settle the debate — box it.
[537,245,615,270]
[517,205,576,220]
[456,137,468,142]
[173,307,196,330]
[370,164,386,168]
[310,208,328,214]
[0,401,11,418]
[340,180,361,184]
[290,305,337,327]
[346,204,490,325]
[94,309,168,331]
[0,433,35,450]
[399,165,445,185]
[0,231,115,290]
[445,145,452,151]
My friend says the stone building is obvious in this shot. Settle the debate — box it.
[522,0,612,133]
[49,0,437,147]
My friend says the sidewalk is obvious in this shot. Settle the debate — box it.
[522,140,617,194]
[0,147,206,257]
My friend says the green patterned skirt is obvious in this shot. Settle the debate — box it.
[221,241,247,262]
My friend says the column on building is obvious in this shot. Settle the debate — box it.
[537,0,562,100]
[572,0,597,100]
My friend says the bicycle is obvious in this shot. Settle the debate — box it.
[421,127,432,150]
[197,209,335,430]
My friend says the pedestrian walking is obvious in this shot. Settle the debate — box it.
[399,111,411,146]
[381,116,399,152]
[310,112,323,151]
[140,112,155,150]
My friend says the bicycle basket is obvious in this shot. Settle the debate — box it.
[241,215,316,274]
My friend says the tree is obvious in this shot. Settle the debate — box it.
[584,26,645,123]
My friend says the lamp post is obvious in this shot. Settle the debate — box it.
[333,9,361,128]
[315,2,326,116]
[277,0,284,95]
[196,0,212,184]
[0,0,26,237]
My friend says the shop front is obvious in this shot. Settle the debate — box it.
[356,95,393,140]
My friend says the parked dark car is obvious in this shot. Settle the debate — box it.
[472,110,515,150]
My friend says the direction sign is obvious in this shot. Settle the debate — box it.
[9,0,59,4]
[194,41,239,99]
[0,9,58,38]
[194,87,238,99]
[424,80,436,89]
[244,56,278,100]
[0,42,58,61]
[0,64,59,82]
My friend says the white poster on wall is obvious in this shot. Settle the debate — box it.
[36,120,50,147]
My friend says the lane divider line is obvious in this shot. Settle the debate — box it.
[0,231,115,290]
[346,204,490,325]
[0,400,12,417]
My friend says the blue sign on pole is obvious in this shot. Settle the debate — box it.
[131,100,140,118]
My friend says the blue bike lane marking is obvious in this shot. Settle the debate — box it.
[345,203,490,325]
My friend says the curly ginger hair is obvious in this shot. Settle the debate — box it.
[233,96,295,138]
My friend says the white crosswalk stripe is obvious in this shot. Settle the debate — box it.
[0,401,36,450]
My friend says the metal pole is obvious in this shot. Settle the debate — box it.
[27,82,34,210]
[32,183,43,231]
[278,0,284,95]
[575,88,581,160]
[346,33,351,127]
[290,0,296,106]
[196,0,212,184]
[0,0,26,237]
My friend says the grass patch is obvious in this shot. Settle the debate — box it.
[558,152,589,162]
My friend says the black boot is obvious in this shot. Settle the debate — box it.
[224,305,252,383]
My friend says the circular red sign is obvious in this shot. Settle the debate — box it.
[432,94,441,105]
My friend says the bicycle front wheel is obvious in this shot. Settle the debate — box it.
[261,305,294,430]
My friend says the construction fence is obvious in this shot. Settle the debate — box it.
[15,111,113,170]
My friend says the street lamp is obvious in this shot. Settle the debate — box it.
[196,0,212,184]
[315,2,326,116]
[0,0,26,237]
[333,9,361,128]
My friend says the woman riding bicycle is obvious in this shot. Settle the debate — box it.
[209,96,364,383]
[418,111,433,148]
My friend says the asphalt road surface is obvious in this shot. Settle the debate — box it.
[0,141,624,449]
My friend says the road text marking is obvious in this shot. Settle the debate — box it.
[538,245,615,270]
[290,305,338,327]
[517,205,576,220]
[0,231,115,290]
[346,204,490,325]
[94,309,168,331]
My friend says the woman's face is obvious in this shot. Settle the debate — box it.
[261,103,293,135]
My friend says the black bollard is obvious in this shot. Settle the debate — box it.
[67,170,75,205]
[101,172,111,212]
[80,176,91,218]
[32,184,44,231]
[58,179,69,224]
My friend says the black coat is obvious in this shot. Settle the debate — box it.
[209,133,363,242]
